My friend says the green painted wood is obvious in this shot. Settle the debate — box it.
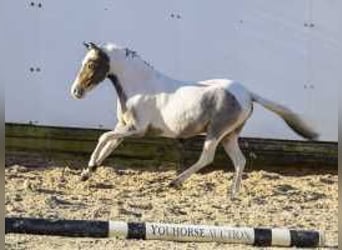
[5,123,337,169]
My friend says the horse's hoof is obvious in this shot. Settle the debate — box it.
[229,192,240,201]
[169,180,182,188]
[80,173,89,182]
[230,195,237,201]
[89,165,98,172]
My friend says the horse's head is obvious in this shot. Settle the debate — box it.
[71,42,110,99]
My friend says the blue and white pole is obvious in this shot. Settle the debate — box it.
[6,217,324,248]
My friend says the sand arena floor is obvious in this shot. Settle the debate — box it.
[5,164,338,249]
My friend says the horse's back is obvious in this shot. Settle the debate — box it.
[198,79,251,109]
[152,79,252,138]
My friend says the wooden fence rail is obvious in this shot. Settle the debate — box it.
[5,123,337,171]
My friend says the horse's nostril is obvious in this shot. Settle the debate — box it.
[72,87,83,98]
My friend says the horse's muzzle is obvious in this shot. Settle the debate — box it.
[71,87,84,99]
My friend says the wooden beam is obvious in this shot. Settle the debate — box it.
[5,123,337,171]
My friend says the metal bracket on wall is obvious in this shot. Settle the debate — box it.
[304,84,314,89]
[29,67,41,73]
[29,2,42,8]
[304,23,315,28]
[170,13,182,19]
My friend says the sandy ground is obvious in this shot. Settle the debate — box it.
[5,164,338,249]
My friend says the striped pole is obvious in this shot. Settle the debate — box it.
[6,217,324,248]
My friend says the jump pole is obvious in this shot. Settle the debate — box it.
[6,217,324,248]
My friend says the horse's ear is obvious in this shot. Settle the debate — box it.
[83,42,90,49]
[89,42,99,50]
[83,42,101,51]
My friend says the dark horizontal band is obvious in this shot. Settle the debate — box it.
[254,228,272,246]
[6,217,108,238]
[127,222,146,239]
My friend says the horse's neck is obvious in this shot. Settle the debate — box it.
[114,60,184,98]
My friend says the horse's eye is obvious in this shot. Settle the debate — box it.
[88,64,95,70]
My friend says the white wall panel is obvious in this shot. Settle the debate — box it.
[3,0,339,141]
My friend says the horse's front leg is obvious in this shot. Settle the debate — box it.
[80,126,141,181]
[80,138,123,181]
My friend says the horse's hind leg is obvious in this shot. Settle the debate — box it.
[221,131,246,199]
[176,139,187,174]
[170,93,248,187]
[170,137,219,187]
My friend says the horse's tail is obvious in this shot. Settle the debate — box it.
[250,92,319,140]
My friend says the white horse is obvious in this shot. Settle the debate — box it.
[71,42,318,198]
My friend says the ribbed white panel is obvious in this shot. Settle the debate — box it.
[108,221,128,238]
[145,223,255,244]
[271,228,291,246]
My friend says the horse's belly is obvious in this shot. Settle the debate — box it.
[160,98,211,138]
[157,120,207,139]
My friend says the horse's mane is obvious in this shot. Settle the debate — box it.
[102,43,153,69]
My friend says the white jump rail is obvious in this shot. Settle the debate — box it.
[5,217,325,248]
